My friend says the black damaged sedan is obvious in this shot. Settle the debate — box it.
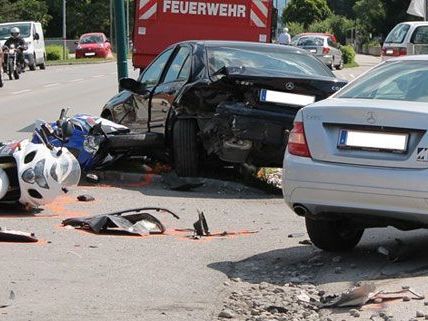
[101,41,346,176]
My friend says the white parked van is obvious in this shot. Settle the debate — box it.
[382,21,428,61]
[0,21,46,70]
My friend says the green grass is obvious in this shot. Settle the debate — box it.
[46,57,115,66]
[344,61,359,68]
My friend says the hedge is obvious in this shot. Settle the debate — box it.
[340,45,356,64]
[46,45,69,61]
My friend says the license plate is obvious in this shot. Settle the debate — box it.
[310,49,317,53]
[338,129,408,153]
[84,52,96,57]
[260,89,316,107]
[386,49,394,55]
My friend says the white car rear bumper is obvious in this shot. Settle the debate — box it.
[283,153,428,225]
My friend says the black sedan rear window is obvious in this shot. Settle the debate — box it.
[336,61,428,103]
[207,45,334,78]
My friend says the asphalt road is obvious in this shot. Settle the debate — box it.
[0,61,138,140]
[3,56,428,321]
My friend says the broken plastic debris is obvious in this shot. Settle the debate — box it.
[323,283,425,308]
[62,207,179,236]
[86,173,99,183]
[0,228,38,243]
[77,194,95,202]
[193,210,210,237]
[322,282,376,307]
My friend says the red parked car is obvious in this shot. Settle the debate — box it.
[75,33,112,59]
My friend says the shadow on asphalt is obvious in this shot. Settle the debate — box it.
[208,230,428,287]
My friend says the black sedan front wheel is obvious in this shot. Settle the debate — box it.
[173,119,199,177]
[305,217,364,251]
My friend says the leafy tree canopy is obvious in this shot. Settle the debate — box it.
[283,0,332,28]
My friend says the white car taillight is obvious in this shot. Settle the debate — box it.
[288,122,311,157]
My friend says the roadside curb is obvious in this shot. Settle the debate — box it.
[46,60,114,66]
[92,170,162,184]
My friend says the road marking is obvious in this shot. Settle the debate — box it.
[350,74,356,79]
[70,78,84,82]
[11,89,32,95]
[44,83,59,88]
[92,74,105,78]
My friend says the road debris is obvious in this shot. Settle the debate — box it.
[323,283,424,308]
[193,210,210,237]
[376,239,414,262]
[162,172,205,191]
[77,194,95,202]
[62,207,179,236]
[0,228,38,242]
[322,282,376,307]
[288,232,305,238]
[85,173,99,183]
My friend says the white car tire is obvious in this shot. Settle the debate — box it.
[305,217,364,252]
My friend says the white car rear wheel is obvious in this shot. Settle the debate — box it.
[305,217,364,252]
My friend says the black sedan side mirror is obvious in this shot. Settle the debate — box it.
[34,33,40,40]
[119,78,147,94]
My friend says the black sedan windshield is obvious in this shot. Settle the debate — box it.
[336,61,428,103]
[207,45,334,78]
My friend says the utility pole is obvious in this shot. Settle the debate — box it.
[425,0,428,21]
[126,0,130,52]
[114,0,129,85]
[63,0,67,60]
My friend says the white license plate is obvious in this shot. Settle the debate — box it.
[259,89,316,107]
[84,52,96,57]
[338,129,408,152]
[386,49,394,55]
[310,49,317,53]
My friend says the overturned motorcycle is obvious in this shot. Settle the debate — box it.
[0,118,81,209]
[32,109,149,172]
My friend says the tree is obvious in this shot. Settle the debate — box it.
[15,0,52,27]
[326,0,357,18]
[283,0,332,28]
[0,0,18,22]
[287,22,305,37]
[353,0,385,41]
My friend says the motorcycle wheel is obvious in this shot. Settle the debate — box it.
[0,73,3,88]
[13,69,19,80]
[7,64,12,80]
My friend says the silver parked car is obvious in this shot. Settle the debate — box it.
[382,21,428,61]
[295,35,343,70]
[282,55,428,251]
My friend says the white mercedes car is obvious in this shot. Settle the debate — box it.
[282,55,428,251]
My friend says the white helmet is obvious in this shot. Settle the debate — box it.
[10,27,20,38]
[15,140,81,208]
[0,168,9,200]
[284,27,289,33]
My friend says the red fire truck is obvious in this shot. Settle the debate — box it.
[132,0,277,69]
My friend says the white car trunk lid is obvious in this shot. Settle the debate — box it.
[303,98,428,169]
